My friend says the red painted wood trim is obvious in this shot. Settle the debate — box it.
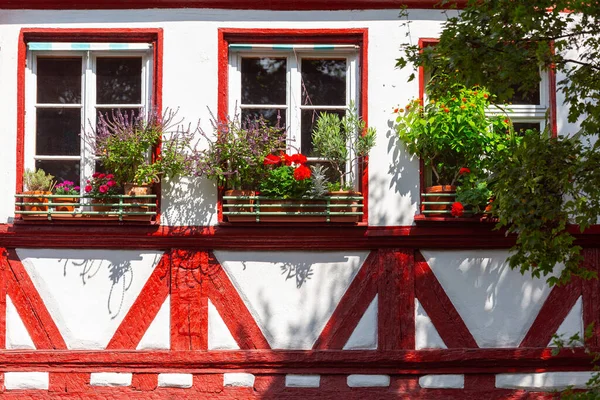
[2,0,467,10]
[131,373,158,391]
[49,372,89,393]
[217,28,369,223]
[0,249,7,353]
[5,250,67,350]
[463,374,496,391]
[170,250,208,350]
[313,251,380,349]
[414,251,478,348]
[15,31,26,194]
[520,279,581,348]
[379,249,415,350]
[106,252,170,349]
[207,252,271,349]
[0,348,591,373]
[582,248,600,347]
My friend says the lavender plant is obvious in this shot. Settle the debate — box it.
[189,113,286,190]
[92,108,194,185]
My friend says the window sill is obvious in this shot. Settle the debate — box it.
[414,214,497,225]
[222,194,364,224]
[15,194,157,223]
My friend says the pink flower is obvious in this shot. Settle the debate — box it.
[106,180,116,187]
[85,185,92,193]
[451,202,464,217]
[98,173,106,179]
[105,174,114,179]
[459,167,471,175]
[92,172,101,178]
[99,185,108,193]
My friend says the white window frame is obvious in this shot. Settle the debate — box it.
[228,47,360,186]
[25,46,153,191]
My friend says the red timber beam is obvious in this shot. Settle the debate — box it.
[582,248,600,347]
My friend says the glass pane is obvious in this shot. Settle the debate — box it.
[241,58,286,105]
[301,109,346,156]
[240,108,286,130]
[513,122,541,135]
[35,159,80,185]
[37,57,82,104]
[509,83,540,105]
[96,57,142,104]
[301,59,346,106]
[36,108,81,156]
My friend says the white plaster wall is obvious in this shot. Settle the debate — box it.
[214,250,367,349]
[0,8,463,226]
[421,250,559,348]
[15,249,163,349]
[496,372,594,390]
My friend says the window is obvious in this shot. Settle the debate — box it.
[228,45,359,170]
[24,42,153,188]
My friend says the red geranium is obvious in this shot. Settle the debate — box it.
[451,202,464,217]
[263,154,281,166]
[459,167,471,175]
[290,153,307,165]
[293,165,311,181]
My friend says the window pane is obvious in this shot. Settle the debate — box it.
[36,108,81,156]
[37,57,82,104]
[241,108,286,129]
[241,58,287,105]
[509,83,540,105]
[301,109,346,156]
[513,122,541,134]
[301,59,346,106]
[35,159,80,185]
[96,57,142,104]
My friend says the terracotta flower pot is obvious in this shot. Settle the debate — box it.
[223,189,256,222]
[91,198,113,212]
[328,191,362,223]
[22,190,51,212]
[124,183,153,213]
[422,185,456,217]
[54,197,77,212]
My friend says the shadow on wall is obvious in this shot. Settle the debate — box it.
[160,176,217,228]
[423,250,560,348]
[58,252,161,320]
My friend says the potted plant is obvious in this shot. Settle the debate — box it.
[53,180,80,212]
[92,108,194,204]
[395,83,510,216]
[21,169,56,214]
[84,173,119,212]
[311,104,376,221]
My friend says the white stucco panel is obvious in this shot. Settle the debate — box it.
[16,249,163,350]
[223,373,255,387]
[343,295,378,350]
[415,298,447,350]
[214,250,368,349]
[419,374,464,389]
[496,372,594,390]
[550,296,583,346]
[158,373,193,388]
[5,296,36,349]
[285,374,321,388]
[347,375,390,387]
[421,250,558,348]
[4,372,49,390]
[90,373,132,387]
[137,295,170,350]
[208,298,240,350]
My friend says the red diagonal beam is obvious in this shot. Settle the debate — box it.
[379,249,415,350]
[582,248,600,347]
[520,279,581,347]
[5,249,67,349]
[313,251,380,349]
[106,252,170,349]
[415,251,478,348]
[208,251,270,349]
[170,250,208,350]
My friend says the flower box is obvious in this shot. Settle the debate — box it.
[223,194,363,223]
[15,193,157,222]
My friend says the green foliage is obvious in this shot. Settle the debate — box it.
[311,103,376,188]
[456,180,492,215]
[94,108,193,186]
[259,166,312,199]
[397,1,600,137]
[192,115,286,190]
[23,169,56,192]
[490,131,600,285]
[395,84,513,186]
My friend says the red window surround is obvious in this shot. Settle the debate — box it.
[16,28,164,223]
[217,28,370,224]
